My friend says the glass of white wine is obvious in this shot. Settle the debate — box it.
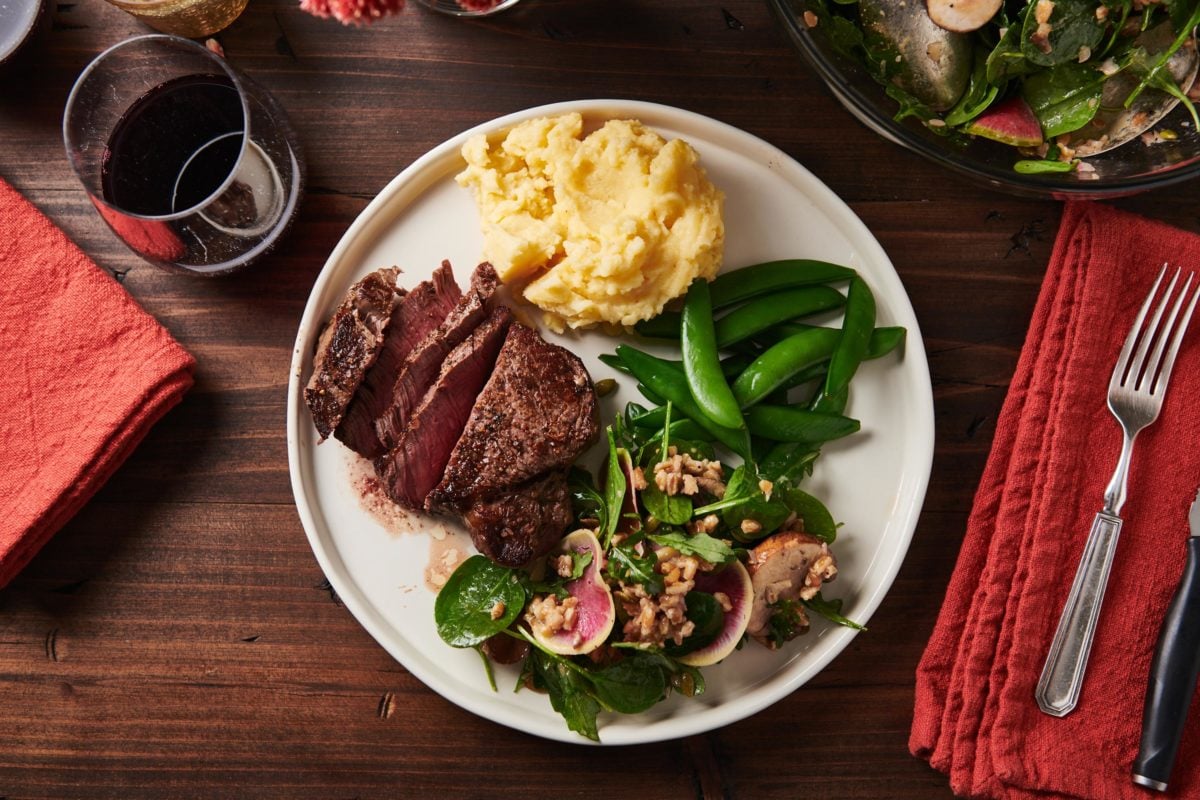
[104,0,248,38]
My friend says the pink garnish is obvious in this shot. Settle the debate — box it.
[457,0,502,10]
[299,0,404,25]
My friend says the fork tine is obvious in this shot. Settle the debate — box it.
[1125,266,1178,390]
[1112,264,1168,391]
[1151,272,1200,396]
[1144,271,1194,394]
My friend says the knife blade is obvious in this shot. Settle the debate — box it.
[1133,488,1200,792]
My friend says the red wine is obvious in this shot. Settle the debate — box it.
[101,74,244,216]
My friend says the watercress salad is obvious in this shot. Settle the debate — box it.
[433,261,901,741]
[806,0,1200,172]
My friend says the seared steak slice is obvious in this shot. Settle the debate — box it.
[374,263,501,452]
[464,470,574,567]
[379,305,513,509]
[336,262,461,457]
[427,323,599,512]
[305,267,403,441]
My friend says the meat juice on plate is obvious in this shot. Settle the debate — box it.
[96,73,300,274]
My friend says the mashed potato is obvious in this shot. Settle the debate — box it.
[455,113,725,331]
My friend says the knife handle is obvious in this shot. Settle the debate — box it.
[1133,537,1200,792]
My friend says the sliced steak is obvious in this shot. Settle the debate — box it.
[464,470,574,567]
[305,267,403,441]
[336,261,461,457]
[427,322,599,513]
[374,263,501,453]
[379,306,513,509]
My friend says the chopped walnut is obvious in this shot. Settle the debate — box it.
[555,554,575,578]
[653,446,725,498]
[802,9,818,27]
[687,513,720,535]
[631,466,648,491]
[490,601,506,620]
[758,479,774,500]
[615,549,714,647]
[741,518,763,536]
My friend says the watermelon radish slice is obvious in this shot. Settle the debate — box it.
[965,96,1043,147]
[531,530,615,656]
[678,560,753,667]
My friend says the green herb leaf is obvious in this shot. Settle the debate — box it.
[663,591,725,657]
[767,598,809,648]
[532,649,602,741]
[649,531,737,565]
[603,428,627,545]
[1021,0,1105,67]
[567,466,607,533]
[642,482,694,525]
[606,535,664,595]
[721,465,791,540]
[779,487,839,543]
[1022,61,1105,138]
[434,556,527,648]
[944,50,1001,127]
[585,653,670,714]
[986,14,1035,83]
[1014,158,1077,173]
[804,592,867,631]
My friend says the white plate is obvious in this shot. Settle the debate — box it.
[286,99,934,745]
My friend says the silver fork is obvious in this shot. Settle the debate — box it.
[1036,264,1200,718]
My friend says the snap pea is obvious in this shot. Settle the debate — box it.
[681,280,744,430]
[759,441,819,484]
[713,287,846,347]
[731,327,842,408]
[599,353,631,374]
[629,407,711,444]
[634,286,848,345]
[777,326,907,391]
[616,346,750,457]
[708,259,856,308]
[769,323,905,357]
[812,277,876,414]
[744,406,860,443]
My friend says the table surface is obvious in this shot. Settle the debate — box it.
[3,1,1197,797]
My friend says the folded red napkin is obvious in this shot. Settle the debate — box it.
[912,201,1200,800]
[0,178,195,587]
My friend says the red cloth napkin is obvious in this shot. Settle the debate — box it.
[911,201,1200,800]
[0,178,195,587]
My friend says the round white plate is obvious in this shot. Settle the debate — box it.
[286,99,934,745]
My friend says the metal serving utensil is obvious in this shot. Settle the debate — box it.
[1036,265,1200,718]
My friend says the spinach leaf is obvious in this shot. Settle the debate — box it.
[987,14,1035,83]
[803,592,867,631]
[649,531,737,565]
[642,482,693,525]
[663,592,725,657]
[766,599,809,648]
[1022,61,1104,137]
[721,465,792,540]
[778,487,839,543]
[567,466,606,533]
[434,556,527,647]
[944,50,1000,127]
[532,649,602,741]
[606,535,664,595]
[1021,0,1105,67]
[586,653,670,714]
[603,428,626,545]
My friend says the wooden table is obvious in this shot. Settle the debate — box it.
[3,1,1196,796]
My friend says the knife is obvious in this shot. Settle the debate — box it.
[1133,488,1200,792]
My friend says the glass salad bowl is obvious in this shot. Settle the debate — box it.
[769,0,1200,198]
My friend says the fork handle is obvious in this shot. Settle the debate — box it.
[1036,511,1124,717]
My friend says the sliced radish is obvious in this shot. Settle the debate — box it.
[530,529,615,656]
[678,561,753,667]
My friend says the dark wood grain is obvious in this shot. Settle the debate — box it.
[3,0,1188,796]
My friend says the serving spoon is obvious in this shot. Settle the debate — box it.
[1076,24,1199,157]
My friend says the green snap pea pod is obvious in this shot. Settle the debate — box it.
[634,313,682,339]
[759,441,818,483]
[599,353,631,374]
[708,259,856,308]
[778,326,907,391]
[812,277,876,414]
[731,327,842,408]
[744,405,860,443]
[617,346,749,457]
[630,404,668,428]
[713,287,846,348]
[635,382,667,407]
[769,323,905,356]
[681,280,744,430]
[629,409,711,442]
[643,353,757,379]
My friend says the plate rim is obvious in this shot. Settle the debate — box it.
[286,98,935,745]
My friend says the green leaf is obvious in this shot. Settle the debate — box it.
[986,16,1035,83]
[649,531,737,565]
[804,592,867,631]
[1014,158,1077,173]
[532,650,602,741]
[567,466,607,533]
[585,653,670,714]
[767,599,809,648]
[475,646,498,692]
[721,465,792,540]
[434,556,527,648]
[663,592,725,657]
[603,429,626,545]
[642,482,694,525]
[606,535,664,595]
[779,487,839,543]
[1022,61,1105,138]
[1021,0,1105,67]
[944,50,1001,127]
